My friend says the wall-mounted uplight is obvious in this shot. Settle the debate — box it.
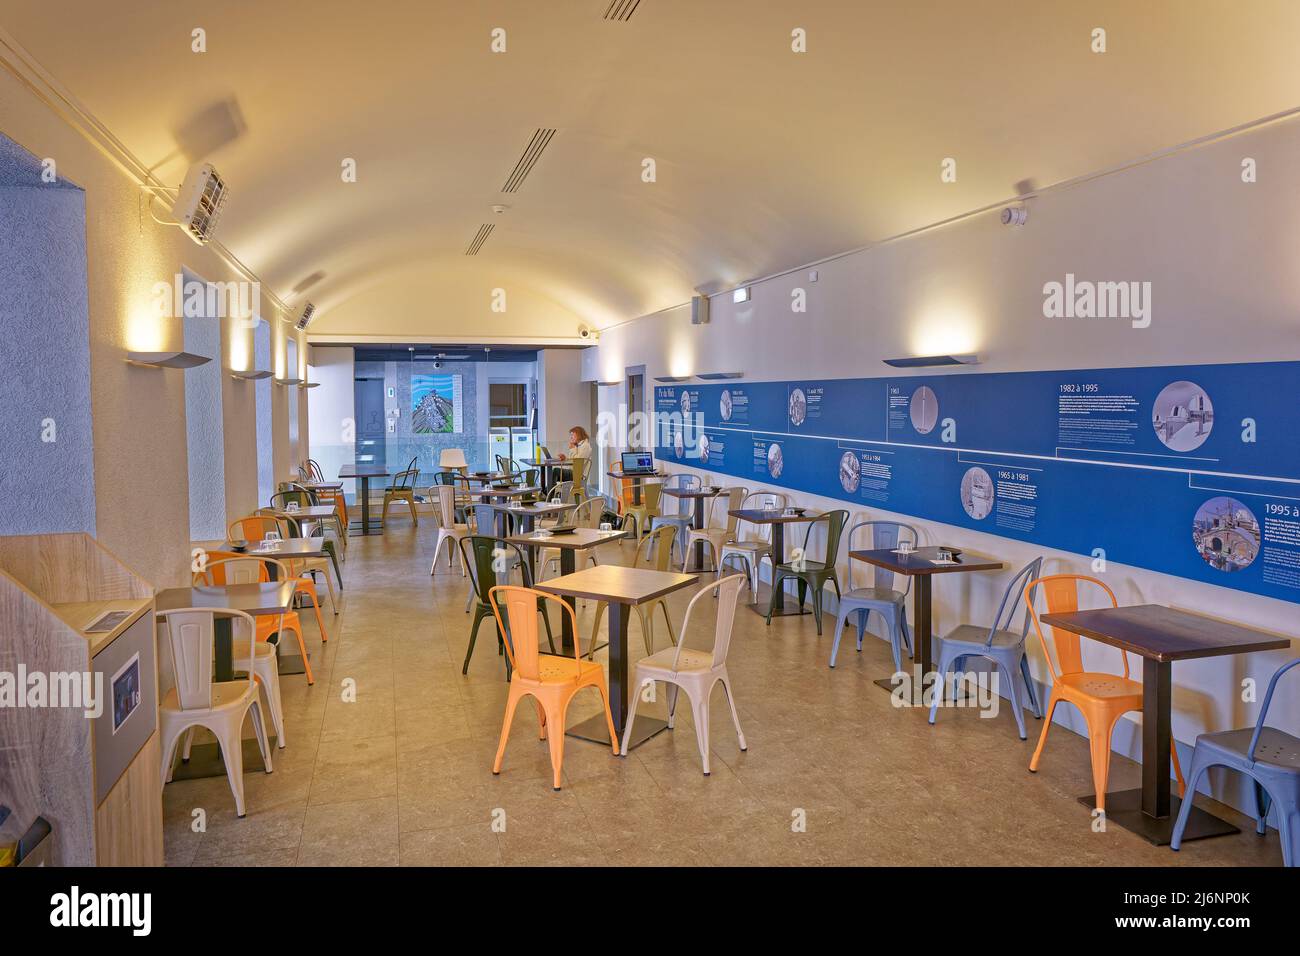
[596,380,623,387]
[127,351,212,370]
[230,368,273,381]
[696,371,744,380]
[732,286,751,304]
[882,354,982,368]
[301,381,321,389]
[274,376,304,386]
[654,375,692,383]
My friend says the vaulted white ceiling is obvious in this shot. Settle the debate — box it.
[4,0,1298,340]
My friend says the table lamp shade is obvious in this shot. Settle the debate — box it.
[439,448,468,469]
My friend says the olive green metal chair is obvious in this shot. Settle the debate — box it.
[764,509,849,635]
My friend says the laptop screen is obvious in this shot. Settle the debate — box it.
[620,451,654,473]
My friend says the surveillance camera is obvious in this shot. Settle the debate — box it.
[1001,205,1028,226]
[433,360,443,369]
[578,324,598,340]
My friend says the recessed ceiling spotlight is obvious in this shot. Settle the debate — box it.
[1001,205,1028,226]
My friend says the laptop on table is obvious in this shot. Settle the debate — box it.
[619,451,655,475]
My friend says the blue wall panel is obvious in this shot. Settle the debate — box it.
[656,362,1300,604]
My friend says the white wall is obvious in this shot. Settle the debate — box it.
[307,346,357,495]
[594,116,1300,817]
[537,349,589,449]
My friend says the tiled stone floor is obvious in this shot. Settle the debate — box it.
[163,519,1284,866]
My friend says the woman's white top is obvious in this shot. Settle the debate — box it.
[569,439,592,460]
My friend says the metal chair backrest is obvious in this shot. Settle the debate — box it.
[984,557,1044,646]
[672,574,745,669]
[636,524,678,571]
[459,536,530,608]
[799,509,849,566]
[435,484,458,527]
[158,607,257,710]
[664,473,699,517]
[734,490,786,542]
[1248,658,1300,766]
[488,585,581,682]
[1025,574,1121,680]
[846,520,918,592]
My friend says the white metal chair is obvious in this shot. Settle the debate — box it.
[158,608,274,818]
[621,574,748,775]
[430,484,470,576]
[681,486,747,573]
[717,490,787,602]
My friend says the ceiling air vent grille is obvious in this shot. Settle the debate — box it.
[465,223,495,256]
[603,0,642,21]
[501,128,557,193]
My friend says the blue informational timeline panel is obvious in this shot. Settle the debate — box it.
[655,362,1300,604]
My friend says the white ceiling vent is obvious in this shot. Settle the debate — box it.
[501,128,557,193]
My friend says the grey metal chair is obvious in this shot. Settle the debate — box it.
[1171,657,1300,865]
[829,520,918,669]
[652,472,700,567]
[927,557,1044,739]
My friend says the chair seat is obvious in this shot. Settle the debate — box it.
[721,538,769,551]
[941,623,1025,649]
[635,646,715,675]
[161,681,255,715]
[1057,671,1142,702]
[1194,726,1300,772]
[842,586,906,607]
[529,656,605,684]
[777,560,830,573]
[231,639,277,661]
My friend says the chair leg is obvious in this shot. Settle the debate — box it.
[587,603,607,660]
[430,533,446,575]
[1018,652,1041,718]
[1089,715,1122,813]
[1171,737,1186,798]
[320,568,338,615]
[248,700,274,773]
[829,604,852,668]
[1280,807,1299,867]
[621,678,650,756]
[1170,752,1213,851]
[305,586,329,643]
[719,675,746,751]
[462,609,488,675]
[217,718,247,817]
[539,606,556,654]
[328,548,344,590]
[287,621,313,685]
[999,660,1028,740]
[928,646,957,725]
[594,681,619,756]
[665,683,680,728]
[159,722,185,786]
[181,727,196,762]
[256,663,286,748]
[546,698,570,790]
[635,605,654,656]
[407,497,418,524]
[1252,779,1272,835]
[811,586,823,635]
[1029,695,1060,772]
[688,687,711,775]
[492,689,523,774]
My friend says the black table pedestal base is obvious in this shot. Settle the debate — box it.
[1077,788,1240,845]
[747,584,812,617]
[168,736,277,781]
[567,713,670,751]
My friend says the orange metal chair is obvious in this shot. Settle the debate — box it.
[1026,574,1184,811]
[488,585,619,790]
[200,554,314,685]
[229,516,332,636]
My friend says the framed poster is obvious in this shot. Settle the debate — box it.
[411,373,463,434]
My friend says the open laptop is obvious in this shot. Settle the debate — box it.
[538,444,553,460]
[620,451,655,475]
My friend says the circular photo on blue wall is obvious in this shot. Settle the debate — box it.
[767,442,784,478]
[1193,496,1259,572]
[788,388,807,427]
[720,389,733,422]
[1153,381,1213,452]
[839,451,860,494]
[960,466,994,520]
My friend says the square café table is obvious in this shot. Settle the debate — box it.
[155,581,297,780]
[1039,603,1289,845]
[338,466,389,536]
[728,508,823,617]
[508,527,627,652]
[849,546,1003,703]
[538,564,695,749]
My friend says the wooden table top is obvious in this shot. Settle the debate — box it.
[1040,604,1291,663]
[468,485,542,498]
[849,546,1003,576]
[222,537,326,558]
[661,486,722,498]
[272,505,337,520]
[729,508,820,524]
[538,565,695,604]
[507,527,627,550]
[299,481,343,490]
[338,467,389,479]
[156,581,296,616]
[500,501,572,516]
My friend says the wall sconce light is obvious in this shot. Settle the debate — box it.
[654,375,692,383]
[230,368,273,381]
[696,371,744,380]
[882,354,982,368]
[126,351,212,369]
[732,286,751,304]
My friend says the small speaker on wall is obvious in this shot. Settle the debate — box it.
[691,295,710,325]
